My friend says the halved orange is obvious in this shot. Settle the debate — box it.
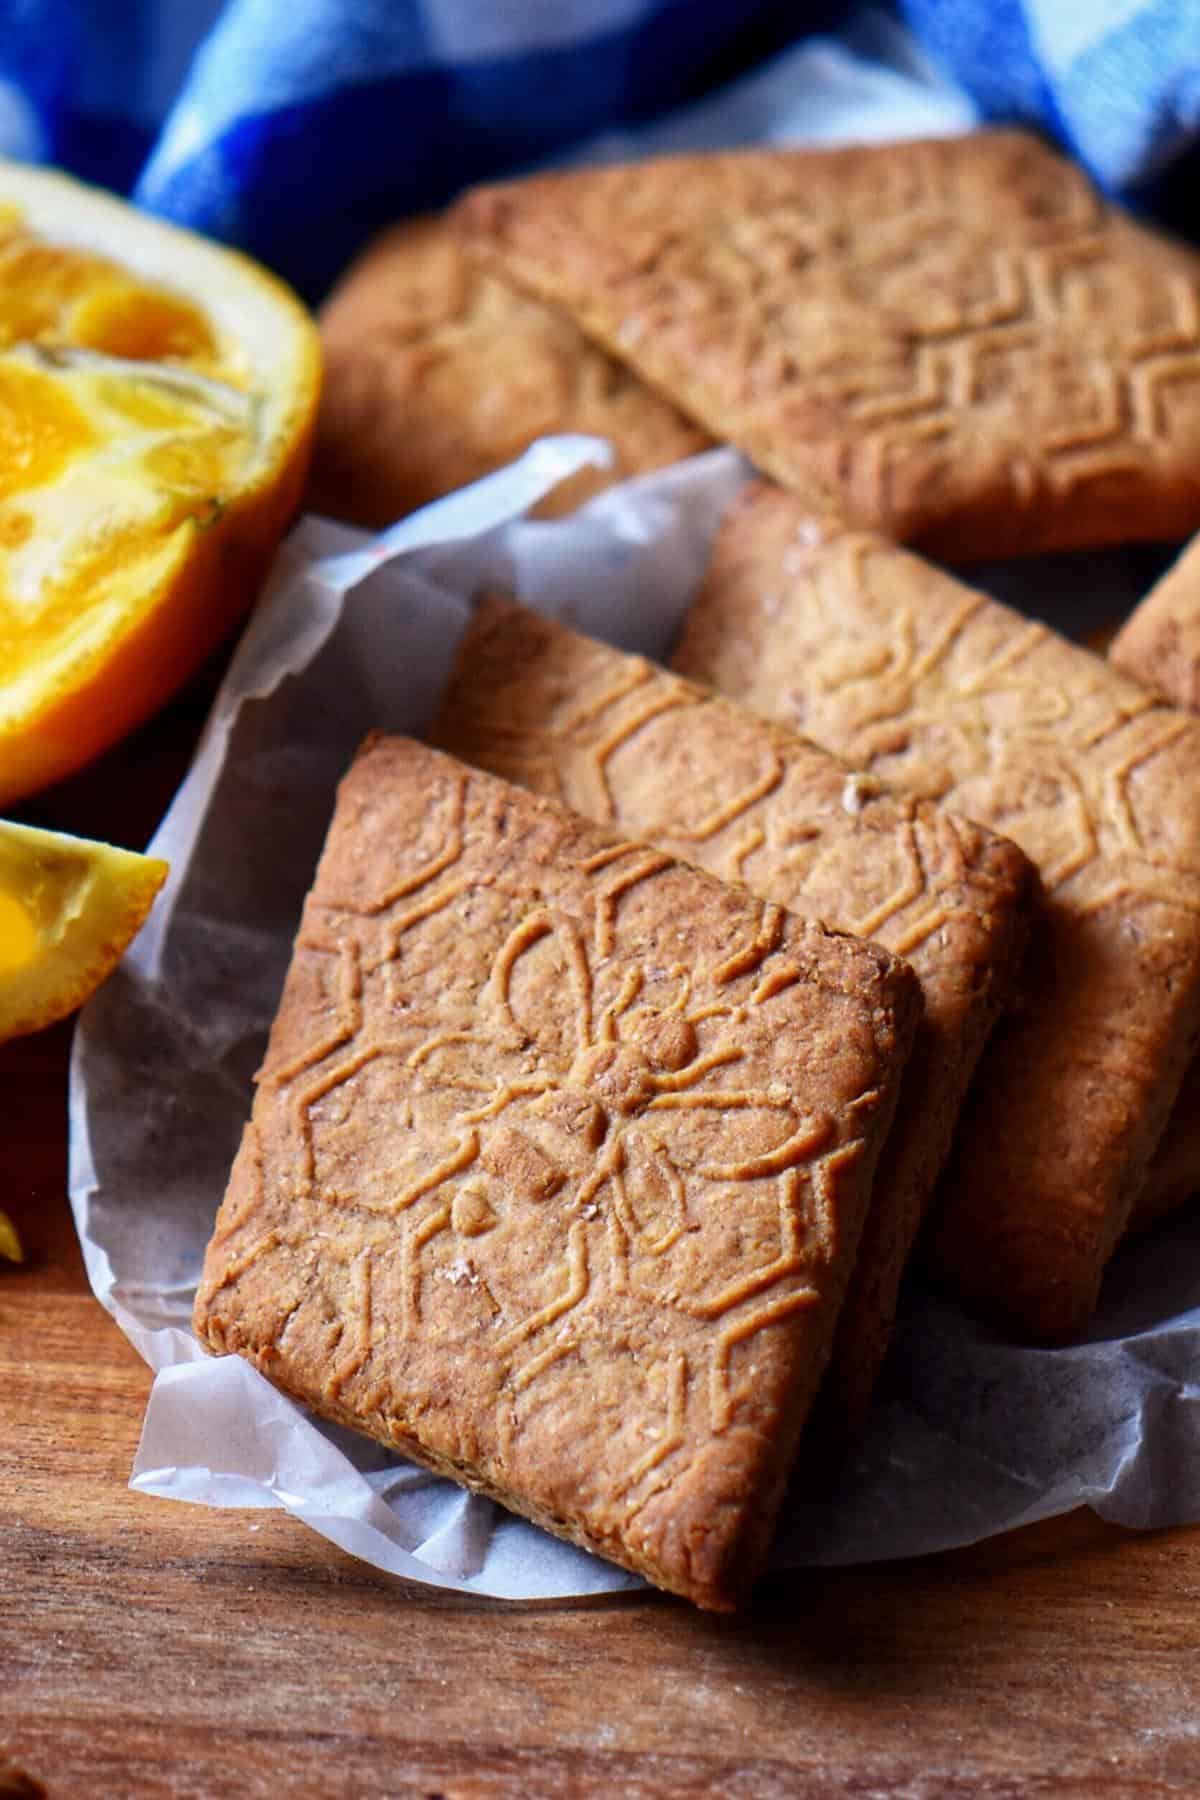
[0,160,321,805]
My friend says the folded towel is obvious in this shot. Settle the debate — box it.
[0,0,803,294]
[0,1,1196,297]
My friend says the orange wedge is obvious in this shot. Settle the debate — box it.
[0,1210,21,1262]
[1,815,168,1265]
[0,816,167,1042]
[0,160,321,805]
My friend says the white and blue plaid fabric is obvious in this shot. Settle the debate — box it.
[0,0,1197,298]
[0,0,804,295]
[901,0,1200,196]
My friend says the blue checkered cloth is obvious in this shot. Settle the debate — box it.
[0,0,810,296]
[0,1,1197,299]
[900,0,1200,196]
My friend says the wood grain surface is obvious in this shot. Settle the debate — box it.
[4,692,1200,1799]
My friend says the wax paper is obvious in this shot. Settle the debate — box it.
[66,430,1200,1602]
[63,21,1200,1599]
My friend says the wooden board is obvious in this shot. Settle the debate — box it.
[4,695,1200,1798]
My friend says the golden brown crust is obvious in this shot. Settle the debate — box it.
[430,599,1036,1433]
[674,482,1200,1343]
[194,736,920,1608]
[454,130,1200,560]
[306,215,711,527]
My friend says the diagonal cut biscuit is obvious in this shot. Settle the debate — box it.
[674,482,1200,1342]
[194,736,920,1609]
[430,599,1035,1432]
[1110,538,1200,1224]
[455,130,1200,560]
[1110,533,1200,714]
[307,215,711,527]
[1128,1060,1200,1233]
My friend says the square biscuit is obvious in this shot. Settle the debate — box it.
[307,215,711,527]
[674,482,1200,1343]
[455,130,1200,559]
[1110,540,1200,1224]
[430,599,1035,1432]
[193,736,920,1609]
[1126,1061,1200,1234]
[1110,533,1200,715]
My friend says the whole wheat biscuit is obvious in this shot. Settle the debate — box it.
[455,130,1200,560]
[193,735,919,1609]
[674,482,1200,1343]
[1127,1062,1200,1233]
[1109,540,1200,1227]
[430,599,1035,1432]
[1110,534,1200,712]
[307,215,711,527]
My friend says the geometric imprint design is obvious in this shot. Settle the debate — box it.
[675,488,1200,1341]
[311,215,711,527]
[735,536,1200,917]
[431,600,1035,1423]
[457,130,1200,557]
[194,738,915,1604]
[433,598,1030,969]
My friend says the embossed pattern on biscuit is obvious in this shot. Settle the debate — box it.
[308,215,711,527]
[193,737,919,1609]
[431,598,1035,1431]
[675,484,1200,1343]
[455,130,1200,558]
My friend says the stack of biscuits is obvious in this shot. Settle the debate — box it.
[194,130,1200,1610]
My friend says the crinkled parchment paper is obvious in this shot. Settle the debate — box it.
[64,30,1200,1598]
[67,433,1200,1601]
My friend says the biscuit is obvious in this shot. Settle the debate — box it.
[1131,1063,1200,1232]
[431,599,1035,1432]
[1109,539,1200,1226]
[675,482,1200,1342]
[307,215,711,526]
[193,736,920,1609]
[1110,534,1200,711]
[455,130,1200,559]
